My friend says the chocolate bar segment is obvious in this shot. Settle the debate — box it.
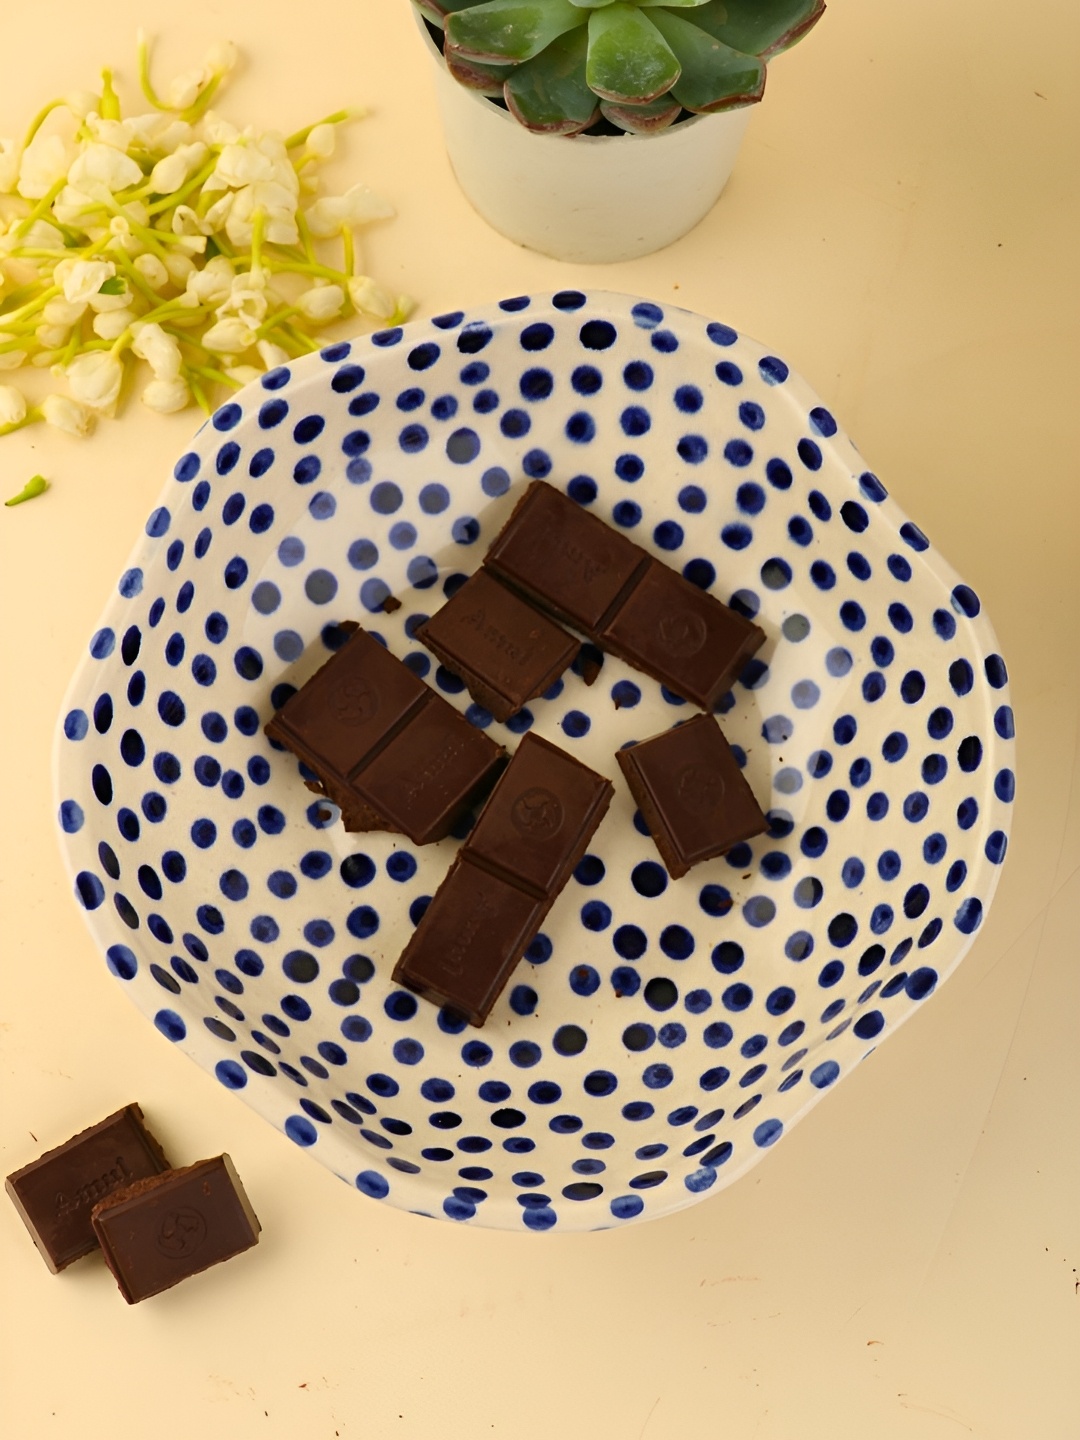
[391,858,546,1025]
[485,480,646,633]
[91,1154,260,1304]
[416,569,578,722]
[5,1104,170,1274]
[393,732,613,1024]
[485,481,765,708]
[616,713,768,879]
[265,627,505,845]
[600,559,765,711]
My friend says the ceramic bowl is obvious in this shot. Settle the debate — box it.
[54,290,1015,1231]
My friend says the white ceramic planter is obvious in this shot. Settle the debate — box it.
[416,15,751,264]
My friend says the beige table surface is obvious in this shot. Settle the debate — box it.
[2,3,1077,1437]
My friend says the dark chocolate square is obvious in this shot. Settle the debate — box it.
[466,732,614,896]
[5,1104,170,1274]
[416,569,578,722]
[266,627,425,784]
[600,559,765,710]
[616,714,768,878]
[355,695,509,846]
[392,856,546,1026]
[91,1154,260,1304]
[485,481,646,633]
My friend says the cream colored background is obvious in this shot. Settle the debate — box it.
[2,3,1077,1436]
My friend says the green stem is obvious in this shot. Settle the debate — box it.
[0,285,61,327]
[111,252,160,306]
[282,321,319,353]
[181,72,225,125]
[15,177,67,237]
[187,373,211,414]
[262,253,349,285]
[137,32,171,112]
[21,99,64,150]
[341,225,354,279]
[284,109,356,149]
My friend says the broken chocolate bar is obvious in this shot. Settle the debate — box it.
[393,732,613,1024]
[616,713,768,879]
[91,1154,260,1304]
[265,627,505,845]
[416,568,579,722]
[485,481,765,709]
[5,1104,170,1274]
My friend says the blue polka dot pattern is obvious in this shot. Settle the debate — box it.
[55,291,1012,1233]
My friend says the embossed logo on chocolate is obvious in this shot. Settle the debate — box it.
[331,677,377,727]
[511,786,563,839]
[156,1206,207,1259]
[54,1155,132,1218]
[676,764,726,816]
[658,608,708,657]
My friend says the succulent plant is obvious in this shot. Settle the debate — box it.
[415,0,825,135]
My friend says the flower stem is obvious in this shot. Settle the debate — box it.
[15,178,67,237]
[341,225,354,278]
[21,98,64,150]
[284,109,359,149]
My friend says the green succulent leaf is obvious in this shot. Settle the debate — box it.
[599,94,682,132]
[446,46,517,94]
[687,0,825,60]
[586,4,681,105]
[646,7,764,111]
[636,0,714,8]
[446,0,585,64]
[504,28,600,133]
[571,0,621,8]
[412,0,479,25]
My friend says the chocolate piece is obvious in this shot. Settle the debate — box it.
[265,627,505,844]
[394,732,613,1024]
[485,481,766,708]
[5,1104,170,1274]
[91,1154,260,1304]
[416,569,578,722]
[616,713,768,879]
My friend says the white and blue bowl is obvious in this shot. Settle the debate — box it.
[54,291,1015,1230]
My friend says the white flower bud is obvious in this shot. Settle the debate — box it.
[92,307,135,340]
[133,253,170,289]
[305,124,336,160]
[297,284,345,323]
[18,134,74,199]
[65,350,125,414]
[85,116,136,152]
[149,141,208,196]
[163,250,196,285]
[201,317,256,354]
[0,333,28,369]
[185,254,234,305]
[348,275,396,320]
[306,183,394,238]
[0,383,27,426]
[64,90,101,120]
[224,364,261,386]
[67,142,143,194]
[214,142,276,189]
[43,297,88,327]
[131,321,182,380]
[199,110,238,146]
[257,339,290,370]
[42,392,94,435]
[142,376,190,413]
[36,324,71,348]
[60,257,116,305]
[170,204,209,237]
